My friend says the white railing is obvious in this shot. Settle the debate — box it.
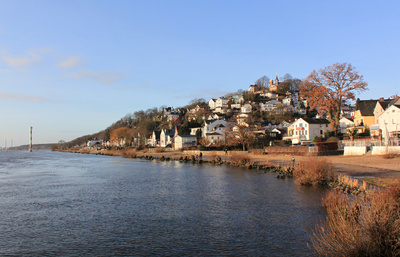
[342,139,400,147]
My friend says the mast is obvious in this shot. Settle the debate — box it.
[29,126,33,152]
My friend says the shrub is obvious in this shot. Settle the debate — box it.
[313,184,400,256]
[120,149,137,158]
[251,149,264,155]
[154,147,164,153]
[315,142,338,151]
[293,157,334,186]
[313,136,323,142]
[326,136,339,142]
[228,153,251,165]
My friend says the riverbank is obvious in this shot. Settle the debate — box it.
[60,148,400,187]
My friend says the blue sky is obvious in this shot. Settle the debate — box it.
[1,0,399,146]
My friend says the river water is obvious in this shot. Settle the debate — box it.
[0,150,325,256]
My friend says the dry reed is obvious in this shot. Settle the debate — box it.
[293,157,334,186]
[337,175,360,188]
[120,148,137,158]
[228,153,251,165]
[313,183,400,256]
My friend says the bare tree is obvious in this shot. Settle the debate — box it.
[226,124,255,151]
[300,63,368,135]
[282,73,293,81]
[254,76,270,89]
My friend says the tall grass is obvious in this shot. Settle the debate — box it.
[120,148,137,158]
[313,183,400,256]
[337,174,360,188]
[293,157,334,186]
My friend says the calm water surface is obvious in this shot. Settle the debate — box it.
[0,150,325,256]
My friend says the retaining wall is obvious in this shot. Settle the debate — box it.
[344,146,367,156]
[371,146,400,155]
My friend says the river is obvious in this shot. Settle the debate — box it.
[0,150,325,256]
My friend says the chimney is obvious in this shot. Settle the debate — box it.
[379,97,384,101]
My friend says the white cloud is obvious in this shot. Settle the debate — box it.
[57,56,84,69]
[71,69,123,84]
[0,91,52,103]
[2,50,42,68]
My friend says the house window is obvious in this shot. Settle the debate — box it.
[320,130,323,135]
[305,131,307,135]
[326,124,328,127]
[393,110,396,113]
[393,119,396,124]
[296,131,298,135]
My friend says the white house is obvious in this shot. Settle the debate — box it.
[174,135,197,150]
[377,104,400,140]
[205,132,225,145]
[259,100,278,112]
[163,107,174,116]
[209,99,217,110]
[373,98,393,124]
[203,119,228,137]
[241,103,252,113]
[216,97,228,107]
[282,97,292,106]
[236,113,249,124]
[87,140,103,147]
[160,129,175,147]
[290,118,331,145]
[338,117,355,134]
[148,130,161,146]
[209,97,229,112]
[260,91,277,99]
[231,103,242,110]
[231,94,244,104]
[214,106,229,114]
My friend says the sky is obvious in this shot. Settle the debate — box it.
[0,0,399,146]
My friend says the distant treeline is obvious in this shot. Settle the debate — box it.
[10,144,54,151]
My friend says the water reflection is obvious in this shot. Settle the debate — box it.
[0,151,324,256]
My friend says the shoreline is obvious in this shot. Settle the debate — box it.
[59,148,400,184]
